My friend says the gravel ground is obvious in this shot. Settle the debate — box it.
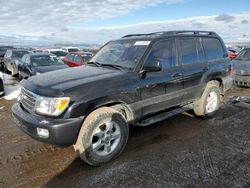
[0,76,249,188]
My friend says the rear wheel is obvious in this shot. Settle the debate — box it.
[74,107,129,166]
[193,81,221,118]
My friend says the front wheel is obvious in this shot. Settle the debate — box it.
[193,81,221,118]
[74,107,129,166]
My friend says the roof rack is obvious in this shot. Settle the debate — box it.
[122,30,218,38]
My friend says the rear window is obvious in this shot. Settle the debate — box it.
[203,38,224,60]
[31,55,64,66]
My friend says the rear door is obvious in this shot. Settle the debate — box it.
[139,39,183,116]
[177,37,208,101]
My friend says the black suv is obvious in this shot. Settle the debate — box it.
[12,31,232,166]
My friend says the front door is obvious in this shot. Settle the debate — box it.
[139,39,184,116]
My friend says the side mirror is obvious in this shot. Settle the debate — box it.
[143,61,162,73]
[140,61,162,79]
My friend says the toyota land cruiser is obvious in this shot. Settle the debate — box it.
[12,31,233,166]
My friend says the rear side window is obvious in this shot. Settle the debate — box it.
[178,38,199,65]
[144,39,176,69]
[66,54,74,61]
[203,38,224,60]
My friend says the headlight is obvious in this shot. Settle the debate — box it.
[36,72,41,75]
[35,96,70,116]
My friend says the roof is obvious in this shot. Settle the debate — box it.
[121,30,219,39]
[27,53,55,57]
[69,51,93,55]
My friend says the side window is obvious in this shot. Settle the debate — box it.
[178,38,199,65]
[144,39,176,69]
[74,55,81,63]
[66,54,74,61]
[203,38,224,60]
[197,38,205,62]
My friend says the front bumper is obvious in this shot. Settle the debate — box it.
[234,75,250,87]
[12,103,83,146]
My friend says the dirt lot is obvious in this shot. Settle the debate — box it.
[0,76,249,188]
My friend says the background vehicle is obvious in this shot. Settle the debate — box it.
[232,47,250,87]
[43,49,67,59]
[62,47,80,53]
[18,53,68,79]
[0,46,14,71]
[12,31,232,166]
[3,49,30,76]
[63,52,93,67]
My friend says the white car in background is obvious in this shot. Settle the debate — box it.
[43,49,67,59]
[62,47,80,53]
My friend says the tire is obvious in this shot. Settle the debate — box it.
[193,81,221,118]
[74,107,129,166]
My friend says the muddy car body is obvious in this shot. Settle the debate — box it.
[0,74,4,96]
[12,31,233,166]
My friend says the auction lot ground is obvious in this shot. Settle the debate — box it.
[0,74,249,188]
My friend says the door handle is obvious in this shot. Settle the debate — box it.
[172,73,182,78]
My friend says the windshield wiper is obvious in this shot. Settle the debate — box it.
[87,61,102,67]
[101,63,124,71]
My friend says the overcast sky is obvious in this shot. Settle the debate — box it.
[0,0,249,46]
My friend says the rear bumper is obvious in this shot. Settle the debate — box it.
[12,103,83,146]
[234,75,250,87]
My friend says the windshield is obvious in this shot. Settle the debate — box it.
[31,55,64,66]
[13,51,29,58]
[90,40,150,70]
[51,51,67,57]
[236,49,250,61]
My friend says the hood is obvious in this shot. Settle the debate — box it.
[32,64,68,74]
[232,60,250,75]
[23,65,126,97]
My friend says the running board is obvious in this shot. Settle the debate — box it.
[136,103,194,127]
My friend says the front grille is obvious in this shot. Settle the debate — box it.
[20,88,36,113]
